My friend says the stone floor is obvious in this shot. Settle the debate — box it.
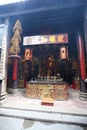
[0,88,87,125]
[2,88,87,115]
[0,116,87,130]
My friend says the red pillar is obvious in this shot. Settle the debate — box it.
[78,34,87,101]
[12,59,18,80]
[8,55,21,94]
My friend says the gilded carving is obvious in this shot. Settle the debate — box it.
[26,83,68,100]
[9,20,22,55]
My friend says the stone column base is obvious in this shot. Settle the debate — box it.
[80,92,87,101]
[0,92,7,105]
[80,80,87,101]
[7,88,18,94]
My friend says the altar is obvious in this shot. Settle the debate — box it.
[26,80,68,100]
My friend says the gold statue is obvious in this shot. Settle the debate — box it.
[9,19,22,55]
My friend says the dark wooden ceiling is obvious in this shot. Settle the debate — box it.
[9,6,84,36]
[0,0,85,58]
[0,0,86,36]
[0,0,86,16]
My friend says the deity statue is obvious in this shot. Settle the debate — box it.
[9,19,22,55]
[47,55,55,77]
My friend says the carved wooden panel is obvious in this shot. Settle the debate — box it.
[26,83,68,100]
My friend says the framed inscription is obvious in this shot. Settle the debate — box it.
[23,33,68,45]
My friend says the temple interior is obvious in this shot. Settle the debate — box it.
[7,5,85,93]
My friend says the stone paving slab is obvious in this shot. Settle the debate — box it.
[0,88,87,125]
[2,88,87,114]
[0,107,87,125]
[0,115,87,130]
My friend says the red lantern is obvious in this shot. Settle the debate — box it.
[60,46,68,60]
[24,48,32,61]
